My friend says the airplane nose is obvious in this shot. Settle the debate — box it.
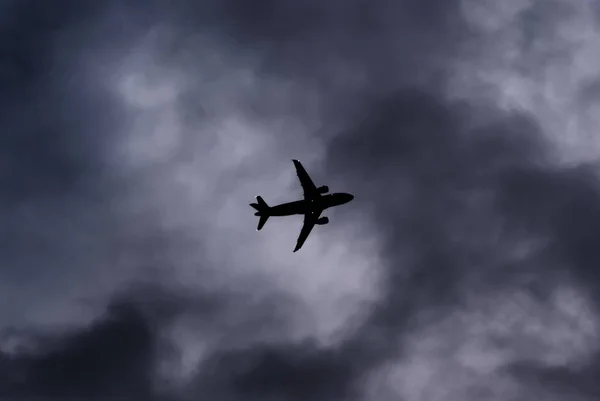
[345,193,354,202]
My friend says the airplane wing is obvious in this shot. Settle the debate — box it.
[292,159,319,200]
[293,212,318,252]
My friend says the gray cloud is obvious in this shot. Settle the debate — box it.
[2,0,600,400]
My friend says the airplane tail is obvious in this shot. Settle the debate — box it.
[249,195,270,231]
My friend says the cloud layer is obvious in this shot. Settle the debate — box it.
[1,0,600,400]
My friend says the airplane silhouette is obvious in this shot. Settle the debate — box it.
[250,159,354,252]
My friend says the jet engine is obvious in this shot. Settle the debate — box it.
[316,217,329,225]
[317,185,329,194]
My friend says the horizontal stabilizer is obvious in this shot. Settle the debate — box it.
[255,196,267,208]
[257,215,269,231]
[250,196,269,211]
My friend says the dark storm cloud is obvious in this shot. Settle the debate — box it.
[496,165,600,295]
[7,85,599,401]
[316,92,549,385]
[0,300,153,398]
[0,292,362,401]
[0,0,108,201]
[0,1,471,399]
[4,0,600,400]
[173,0,469,108]
[323,88,600,397]
[193,341,357,401]
[0,285,356,400]
[0,0,131,308]
[508,355,600,399]
[325,89,547,295]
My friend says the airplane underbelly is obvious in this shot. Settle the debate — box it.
[270,200,309,216]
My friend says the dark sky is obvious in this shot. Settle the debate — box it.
[2,0,600,400]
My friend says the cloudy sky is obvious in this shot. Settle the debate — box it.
[2,0,600,399]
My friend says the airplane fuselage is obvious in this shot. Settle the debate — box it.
[268,193,354,216]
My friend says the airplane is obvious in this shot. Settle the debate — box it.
[250,159,354,252]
